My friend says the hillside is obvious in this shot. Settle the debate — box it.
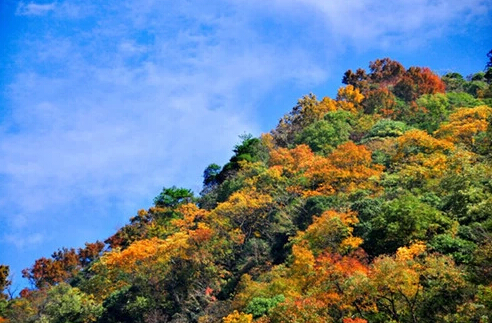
[1,56,492,323]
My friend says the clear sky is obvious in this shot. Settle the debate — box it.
[1,0,491,291]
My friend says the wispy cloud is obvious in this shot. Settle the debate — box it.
[3,233,45,250]
[16,2,56,16]
[253,0,492,49]
[1,0,327,254]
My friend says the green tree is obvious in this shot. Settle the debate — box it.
[35,283,102,323]
[218,134,267,182]
[294,111,352,154]
[413,93,450,132]
[154,186,195,208]
[446,92,482,108]
[442,72,466,92]
[429,233,476,265]
[365,119,407,139]
[245,294,285,318]
[203,163,222,188]
[98,286,157,323]
[486,49,492,69]
[365,194,451,256]
[464,79,487,97]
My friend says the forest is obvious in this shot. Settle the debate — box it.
[1,53,492,322]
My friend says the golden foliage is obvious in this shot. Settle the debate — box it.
[223,310,253,323]
[435,105,492,147]
[300,210,362,256]
[336,85,365,113]
[396,242,426,262]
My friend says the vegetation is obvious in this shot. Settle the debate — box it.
[2,53,492,322]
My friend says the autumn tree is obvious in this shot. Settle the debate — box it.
[303,141,383,196]
[389,129,454,188]
[362,88,397,115]
[0,265,10,322]
[342,68,369,93]
[0,266,10,298]
[369,244,467,323]
[78,241,105,266]
[270,94,320,147]
[435,105,492,150]
[22,248,80,289]
[394,67,445,102]
[336,85,365,113]
[296,210,362,256]
[369,58,405,87]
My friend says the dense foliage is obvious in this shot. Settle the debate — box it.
[2,55,492,322]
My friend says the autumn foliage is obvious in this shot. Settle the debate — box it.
[3,56,492,323]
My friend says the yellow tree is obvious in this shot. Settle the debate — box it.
[304,141,383,196]
[336,85,365,113]
[297,210,363,256]
[435,105,492,150]
[213,188,274,240]
[391,129,455,187]
[369,243,467,322]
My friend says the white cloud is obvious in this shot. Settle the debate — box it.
[119,41,147,55]
[16,1,93,18]
[3,233,45,250]
[249,0,492,49]
[1,0,330,252]
[16,2,56,16]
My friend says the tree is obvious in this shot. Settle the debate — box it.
[222,310,252,323]
[485,67,492,84]
[342,68,369,94]
[203,164,222,188]
[365,194,451,256]
[0,265,10,322]
[271,94,320,147]
[391,129,454,183]
[298,210,362,256]
[446,92,482,109]
[22,248,80,289]
[442,72,466,92]
[435,105,492,150]
[0,266,10,298]
[39,283,102,323]
[336,85,365,113]
[78,241,105,267]
[400,93,450,133]
[394,67,445,102]
[294,111,352,154]
[304,141,383,196]
[154,186,195,208]
[213,188,274,241]
[486,49,492,69]
[244,294,285,318]
[365,119,407,139]
[368,58,405,86]
[362,88,397,115]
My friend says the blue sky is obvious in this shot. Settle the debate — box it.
[1,0,491,291]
